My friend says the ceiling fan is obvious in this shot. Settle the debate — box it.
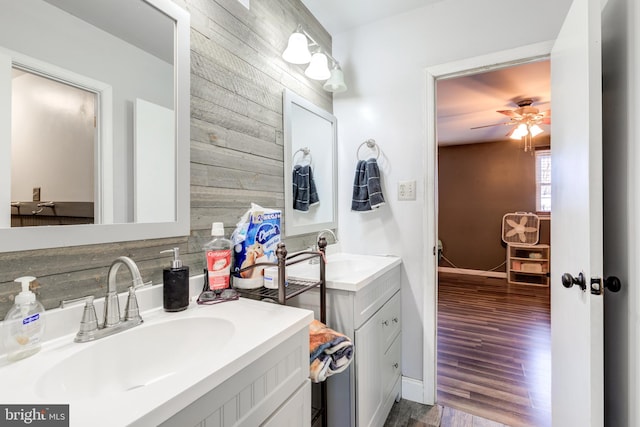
[471,98,551,152]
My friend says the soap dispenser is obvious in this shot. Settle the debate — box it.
[3,276,46,362]
[160,247,189,312]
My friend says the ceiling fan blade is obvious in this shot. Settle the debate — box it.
[497,110,521,118]
[506,127,517,138]
[471,122,511,130]
[542,117,551,125]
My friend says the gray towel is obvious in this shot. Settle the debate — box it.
[293,164,319,211]
[366,158,385,209]
[351,158,385,211]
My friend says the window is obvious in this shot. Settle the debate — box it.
[536,150,551,212]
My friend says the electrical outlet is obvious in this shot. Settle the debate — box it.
[398,180,416,201]
[33,187,41,202]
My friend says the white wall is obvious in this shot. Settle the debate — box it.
[332,0,573,386]
[602,0,639,425]
[11,72,94,202]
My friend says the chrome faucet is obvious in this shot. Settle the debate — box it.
[317,229,338,245]
[310,229,338,264]
[74,256,145,343]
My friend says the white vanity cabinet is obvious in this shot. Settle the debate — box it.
[354,291,402,427]
[159,325,311,427]
[292,261,402,427]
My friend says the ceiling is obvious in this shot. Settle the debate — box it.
[299,0,551,146]
[437,60,550,145]
[300,0,445,35]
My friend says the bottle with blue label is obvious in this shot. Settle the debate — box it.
[3,276,45,362]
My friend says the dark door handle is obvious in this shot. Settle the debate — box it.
[562,272,586,291]
[604,276,622,293]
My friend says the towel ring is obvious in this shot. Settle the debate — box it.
[293,147,313,166]
[357,139,380,160]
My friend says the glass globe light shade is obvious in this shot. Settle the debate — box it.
[305,53,331,80]
[282,32,311,64]
[323,67,347,93]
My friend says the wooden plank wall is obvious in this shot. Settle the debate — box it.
[0,0,332,317]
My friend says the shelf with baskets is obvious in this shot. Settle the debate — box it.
[507,243,550,286]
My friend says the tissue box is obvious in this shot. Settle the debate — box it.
[231,204,282,289]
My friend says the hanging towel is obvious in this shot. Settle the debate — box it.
[309,319,354,383]
[292,164,319,212]
[366,158,385,209]
[351,158,385,211]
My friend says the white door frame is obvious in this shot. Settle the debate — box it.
[421,40,555,404]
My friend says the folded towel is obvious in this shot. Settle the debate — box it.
[351,158,385,211]
[293,164,320,212]
[309,319,353,383]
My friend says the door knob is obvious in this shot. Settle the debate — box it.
[562,272,586,291]
[604,276,622,293]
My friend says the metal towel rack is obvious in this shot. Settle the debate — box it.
[357,138,380,160]
[293,146,313,166]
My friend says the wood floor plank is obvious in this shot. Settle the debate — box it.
[437,272,551,427]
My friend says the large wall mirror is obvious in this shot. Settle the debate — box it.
[283,89,337,236]
[0,0,190,252]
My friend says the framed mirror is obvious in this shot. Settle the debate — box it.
[0,0,190,252]
[283,89,337,237]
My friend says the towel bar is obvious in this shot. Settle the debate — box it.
[357,138,380,160]
[293,147,313,166]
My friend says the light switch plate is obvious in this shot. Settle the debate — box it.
[33,187,41,202]
[398,180,416,201]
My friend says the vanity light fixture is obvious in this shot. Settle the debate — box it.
[282,25,348,93]
[282,31,312,64]
[323,64,347,93]
[305,52,331,80]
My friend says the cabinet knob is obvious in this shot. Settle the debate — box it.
[382,320,389,327]
[392,317,399,323]
[393,362,399,369]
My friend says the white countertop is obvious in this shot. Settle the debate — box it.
[0,284,313,427]
[287,252,402,292]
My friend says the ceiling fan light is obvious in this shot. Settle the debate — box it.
[305,53,331,80]
[282,32,311,64]
[510,123,528,140]
[530,124,544,137]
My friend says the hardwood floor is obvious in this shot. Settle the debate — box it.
[437,273,551,427]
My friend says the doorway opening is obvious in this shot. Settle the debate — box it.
[434,60,552,426]
[10,66,98,227]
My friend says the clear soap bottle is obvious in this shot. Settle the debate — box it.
[204,222,233,292]
[3,276,46,362]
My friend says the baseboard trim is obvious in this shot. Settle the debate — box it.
[401,376,425,403]
[438,266,507,279]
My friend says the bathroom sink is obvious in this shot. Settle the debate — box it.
[288,252,401,292]
[0,289,313,427]
[36,317,233,400]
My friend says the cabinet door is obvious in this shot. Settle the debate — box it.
[355,310,383,427]
[381,335,401,402]
[379,292,401,353]
[261,380,311,427]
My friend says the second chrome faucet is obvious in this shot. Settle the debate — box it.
[74,256,146,343]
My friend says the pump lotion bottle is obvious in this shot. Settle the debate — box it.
[161,247,189,312]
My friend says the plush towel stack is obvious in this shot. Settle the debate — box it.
[309,319,353,383]
[292,164,320,212]
[351,158,385,211]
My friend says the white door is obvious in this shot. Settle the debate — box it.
[550,0,604,425]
